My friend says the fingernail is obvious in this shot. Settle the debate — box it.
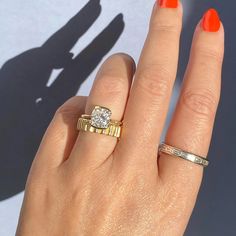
[202,9,221,32]
[159,0,178,8]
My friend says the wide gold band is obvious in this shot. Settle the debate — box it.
[77,117,122,138]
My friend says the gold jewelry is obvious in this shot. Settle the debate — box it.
[81,115,122,126]
[77,105,122,138]
[159,143,209,167]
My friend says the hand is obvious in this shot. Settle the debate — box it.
[16,2,224,235]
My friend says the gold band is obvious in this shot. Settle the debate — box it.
[77,117,122,138]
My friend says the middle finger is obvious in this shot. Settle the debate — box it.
[117,0,182,164]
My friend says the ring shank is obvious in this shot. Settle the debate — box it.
[159,143,209,167]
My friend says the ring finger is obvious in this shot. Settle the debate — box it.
[68,53,135,168]
[159,9,224,222]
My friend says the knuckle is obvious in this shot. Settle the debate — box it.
[157,184,188,223]
[95,74,127,96]
[109,52,135,65]
[55,97,78,117]
[181,89,218,117]
[195,46,223,65]
[136,65,171,100]
[150,16,182,34]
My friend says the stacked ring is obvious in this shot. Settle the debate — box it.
[77,105,122,138]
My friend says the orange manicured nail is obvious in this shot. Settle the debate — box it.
[159,0,178,8]
[202,9,221,32]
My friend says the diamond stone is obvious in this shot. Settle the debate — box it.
[91,106,112,129]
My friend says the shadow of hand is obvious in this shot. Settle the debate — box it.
[0,0,124,200]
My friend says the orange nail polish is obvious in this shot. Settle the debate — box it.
[159,0,178,8]
[202,9,221,32]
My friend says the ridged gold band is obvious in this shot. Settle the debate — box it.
[77,117,122,138]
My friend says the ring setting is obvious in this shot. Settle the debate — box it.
[90,106,112,129]
[77,105,122,138]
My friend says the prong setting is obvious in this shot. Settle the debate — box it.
[91,106,112,129]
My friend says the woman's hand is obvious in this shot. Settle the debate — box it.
[16,1,224,235]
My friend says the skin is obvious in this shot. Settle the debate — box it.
[16,2,224,236]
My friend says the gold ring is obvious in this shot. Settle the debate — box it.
[77,105,122,138]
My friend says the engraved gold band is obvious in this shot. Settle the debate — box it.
[77,117,122,138]
[159,143,209,167]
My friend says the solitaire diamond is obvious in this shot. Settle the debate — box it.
[91,106,112,129]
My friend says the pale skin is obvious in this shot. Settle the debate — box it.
[16,2,224,236]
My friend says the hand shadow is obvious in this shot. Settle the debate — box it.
[176,0,236,235]
[0,0,124,201]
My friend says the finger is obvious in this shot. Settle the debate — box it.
[159,9,224,215]
[117,0,182,165]
[69,53,135,168]
[34,96,87,168]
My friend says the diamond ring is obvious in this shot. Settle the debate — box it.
[77,106,122,138]
[159,143,209,167]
